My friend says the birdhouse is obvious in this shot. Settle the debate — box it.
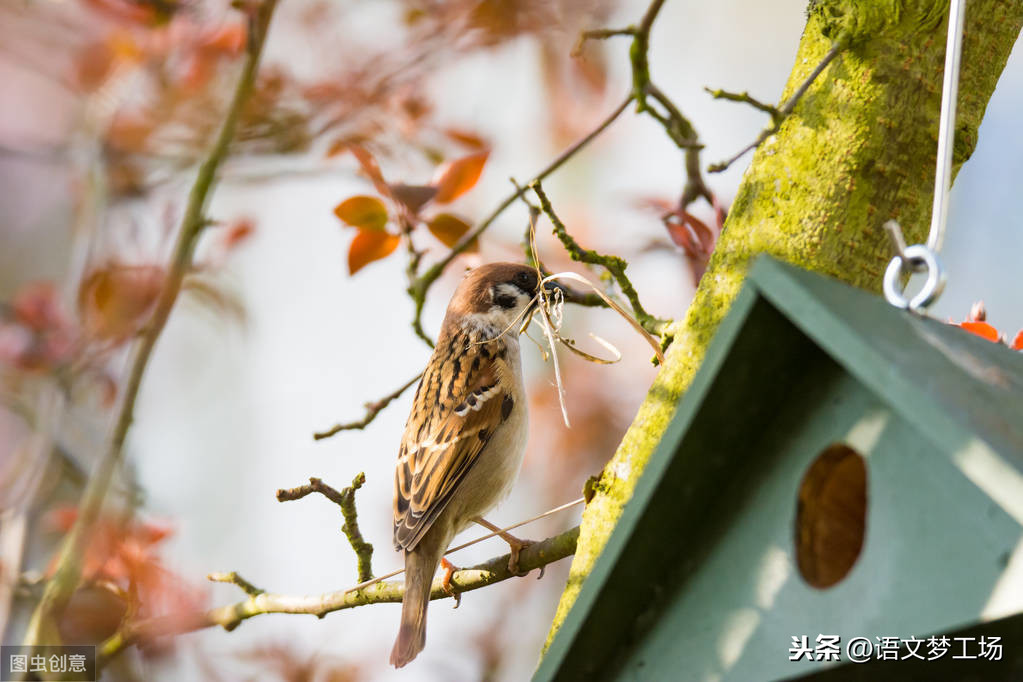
[536,256,1023,681]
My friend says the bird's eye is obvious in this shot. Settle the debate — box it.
[516,272,531,285]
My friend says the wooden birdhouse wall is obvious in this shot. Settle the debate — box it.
[616,350,1022,681]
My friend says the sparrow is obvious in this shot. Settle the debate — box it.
[389,262,555,668]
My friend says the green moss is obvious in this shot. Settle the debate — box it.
[543,0,1023,656]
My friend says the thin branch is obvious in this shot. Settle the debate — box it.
[628,0,667,110]
[572,27,635,57]
[708,40,845,173]
[407,94,634,347]
[312,372,422,440]
[207,572,265,597]
[277,475,374,583]
[530,181,668,337]
[644,84,712,208]
[21,0,280,647]
[516,195,606,310]
[704,87,782,123]
[97,526,580,667]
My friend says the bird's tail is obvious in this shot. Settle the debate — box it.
[390,551,433,668]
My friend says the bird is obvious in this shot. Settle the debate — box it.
[389,262,557,668]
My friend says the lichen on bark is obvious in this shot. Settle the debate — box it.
[544,0,1023,652]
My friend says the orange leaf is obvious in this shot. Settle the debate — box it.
[427,213,477,251]
[349,146,391,197]
[348,230,400,275]
[431,151,489,203]
[959,321,1001,343]
[78,264,164,342]
[334,196,388,231]
[444,128,489,150]
[1012,330,1023,351]
[201,23,247,56]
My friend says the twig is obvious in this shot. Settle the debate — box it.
[708,40,845,173]
[407,94,634,347]
[277,474,374,583]
[207,572,264,597]
[572,27,634,57]
[530,181,668,337]
[704,87,782,123]
[517,196,605,309]
[312,372,422,440]
[97,525,580,667]
[628,0,667,111]
[21,0,280,647]
[645,83,712,208]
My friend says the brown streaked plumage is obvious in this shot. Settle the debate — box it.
[390,263,544,668]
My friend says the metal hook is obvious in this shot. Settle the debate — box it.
[883,243,947,311]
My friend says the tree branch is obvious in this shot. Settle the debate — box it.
[21,0,280,647]
[407,94,634,347]
[207,571,265,597]
[97,525,580,667]
[530,181,668,337]
[708,40,845,173]
[276,475,374,583]
[312,372,422,440]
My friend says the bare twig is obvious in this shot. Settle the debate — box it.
[97,526,580,667]
[572,27,634,57]
[628,0,667,111]
[277,474,374,583]
[207,572,265,597]
[704,87,782,123]
[21,0,280,647]
[313,372,422,440]
[531,181,668,337]
[407,94,634,346]
[708,41,845,173]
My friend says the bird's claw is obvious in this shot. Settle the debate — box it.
[507,538,535,576]
[440,557,461,608]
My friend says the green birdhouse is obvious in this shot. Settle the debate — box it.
[536,256,1023,681]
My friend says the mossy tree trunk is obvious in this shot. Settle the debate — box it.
[545,0,1023,648]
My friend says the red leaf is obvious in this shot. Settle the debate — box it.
[681,211,714,254]
[959,321,1001,343]
[389,184,437,214]
[427,213,477,251]
[221,217,255,251]
[348,230,400,275]
[431,151,489,203]
[333,196,388,231]
[1012,330,1023,351]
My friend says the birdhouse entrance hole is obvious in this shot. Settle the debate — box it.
[794,443,867,589]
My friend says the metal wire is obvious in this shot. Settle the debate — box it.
[883,0,965,310]
[928,0,966,253]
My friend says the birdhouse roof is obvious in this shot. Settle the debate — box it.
[535,256,1023,681]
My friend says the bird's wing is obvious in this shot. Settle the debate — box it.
[393,338,514,551]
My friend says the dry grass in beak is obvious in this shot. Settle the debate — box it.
[540,271,666,364]
[522,210,666,427]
